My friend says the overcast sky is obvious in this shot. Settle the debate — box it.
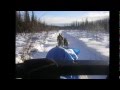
[20,11,109,26]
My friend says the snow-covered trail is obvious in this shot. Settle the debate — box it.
[62,31,109,60]
[16,30,108,79]
[62,30,108,79]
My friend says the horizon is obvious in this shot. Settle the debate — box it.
[19,11,109,26]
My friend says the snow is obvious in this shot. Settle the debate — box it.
[65,49,78,60]
[65,30,109,60]
[16,30,109,79]
[16,31,59,63]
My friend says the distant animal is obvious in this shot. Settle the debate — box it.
[64,38,69,48]
[57,34,64,47]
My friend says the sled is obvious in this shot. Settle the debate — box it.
[68,48,80,55]
[72,48,80,55]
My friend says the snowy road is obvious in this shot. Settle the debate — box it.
[61,30,108,79]
[62,31,109,60]
[16,30,109,79]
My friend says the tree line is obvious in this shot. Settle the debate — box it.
[16,11,59,33]
[16,11,109,33]
[61,18,109,32]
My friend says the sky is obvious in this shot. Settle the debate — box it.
[20,11,109,26]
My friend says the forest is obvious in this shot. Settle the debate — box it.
[16,11,109,33]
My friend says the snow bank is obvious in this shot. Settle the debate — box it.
[16,30,109,64]
[16,30,60,64]
[66,30,109,57]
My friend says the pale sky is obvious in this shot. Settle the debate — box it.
[20,11,109,26]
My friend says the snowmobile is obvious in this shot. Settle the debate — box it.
[16,46,108,79]
[16,35,108,79]
[16,58,109,79]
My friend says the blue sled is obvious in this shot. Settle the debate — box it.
[70,48,80,55]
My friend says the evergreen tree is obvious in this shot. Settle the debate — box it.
[31,11,35,22]
[24,11,30,32]
[16,11,23,33]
